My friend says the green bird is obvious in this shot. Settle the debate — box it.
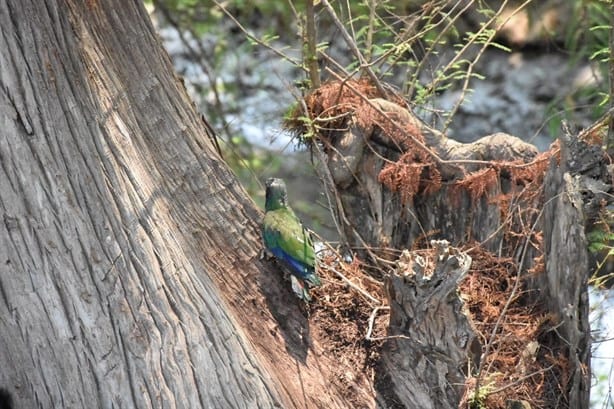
[262,178,321,301]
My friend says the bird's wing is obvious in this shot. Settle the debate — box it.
[263,208,315,269]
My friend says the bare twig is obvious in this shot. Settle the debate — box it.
[319,0,386,96]
[476,192,563,391]
[309,124,351,247]
[579,106,614,142]
[214,0,304,70]
[489,365,555,395]
[366,306,389,341]
[322,262,381,305]
[607,2,614,153]
[312,239,383,304]
[305,0,320,89]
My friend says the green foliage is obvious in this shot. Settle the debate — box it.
[536,0,613,140]
[587,203,614,288]
[588,226,614,279]
[152,0,614,237]
[544,82,609,141]
[466,377,498,409]
[588,228,614,254]
[566,0,611,61]
[151,0,294,37]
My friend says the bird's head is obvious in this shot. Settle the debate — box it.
[265,178,288,211]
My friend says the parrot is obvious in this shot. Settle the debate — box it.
[262,178,321,301]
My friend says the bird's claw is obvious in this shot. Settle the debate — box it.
[260,248,274,260]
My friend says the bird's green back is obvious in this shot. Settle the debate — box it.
[263,207,315,268]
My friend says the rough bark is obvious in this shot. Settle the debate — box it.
[316,90,594,407]
[382,241,478,409]
[0,1,365,408]
[326,96,538,253]
[537,132,601,407]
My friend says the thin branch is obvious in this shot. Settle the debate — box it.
[310,237,383,304]
[309,135,351,248]
[320,0,386,96]
[489,365,555,395]
[305,0,320,89]
[366,306,389,341]
[405,1,474,97]
[364,0,376,63]
[214,0,304,70]
[582,107,614,144]
[443,0,533,133]
[607,1,614,153]
[476,192,564,392]
[322,262,381,305]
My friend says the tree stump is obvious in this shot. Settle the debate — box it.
[382,241,478,409]
[287,79,599,408]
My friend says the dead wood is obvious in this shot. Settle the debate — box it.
[285,79,602,408]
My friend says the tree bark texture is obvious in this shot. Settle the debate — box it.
[382,241,478,409]
[0,1,365,408]
[310,82,594,407]
[536,132,603,407]
[324,96,539,254]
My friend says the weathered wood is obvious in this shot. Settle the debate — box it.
[382,241,478,409]
[537,133,595,407]
[0,1,365,408]
[314,89,593,407]
[324,96,538,252]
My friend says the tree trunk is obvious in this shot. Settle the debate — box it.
[0,1,367,408]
